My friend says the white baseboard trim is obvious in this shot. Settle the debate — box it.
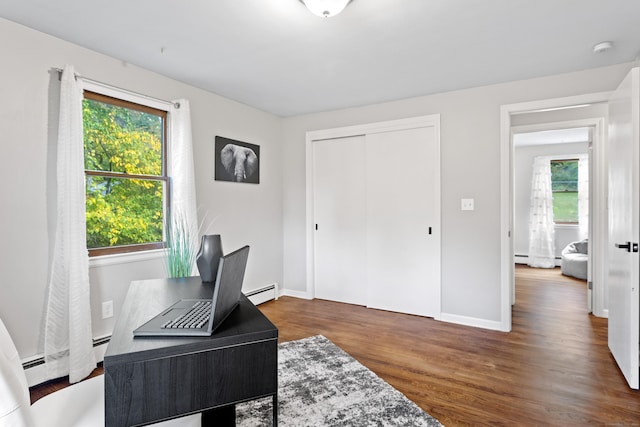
[439,312,505,331]
[276,290,504,331]
[279,288,313,300]
[24,339,109,388]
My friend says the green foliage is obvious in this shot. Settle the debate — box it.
[552,191,578,223]
[164,211,197,278]
[83,98,165,249]
[550,160,578,191]
[551,160,579,223]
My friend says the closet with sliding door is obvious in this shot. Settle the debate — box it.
[308,115,441,318]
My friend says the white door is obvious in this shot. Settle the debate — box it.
[608,67,640,390]
[313,136,367,305]
[365,127,440,317]
[587,138,593,313]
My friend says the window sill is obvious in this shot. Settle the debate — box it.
[554,223,579,230]
[89,248,166,268]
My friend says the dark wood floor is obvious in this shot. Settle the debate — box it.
[31,265,640,425]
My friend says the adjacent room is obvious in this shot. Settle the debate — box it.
[1,1,639,426]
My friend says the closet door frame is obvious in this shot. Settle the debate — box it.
[305,115,441,318]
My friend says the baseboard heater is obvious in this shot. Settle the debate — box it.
[515,254,562,266]
[23,335,111,387]
[514,254,528,264]
[245,283,278,305]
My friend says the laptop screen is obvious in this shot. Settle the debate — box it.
[210,245,250,328]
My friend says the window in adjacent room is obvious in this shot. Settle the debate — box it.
[83,91,168,256]
[550,159,579,224]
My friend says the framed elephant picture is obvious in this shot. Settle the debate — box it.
[214,136,260,184]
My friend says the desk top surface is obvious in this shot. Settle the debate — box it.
[104,276,278,365]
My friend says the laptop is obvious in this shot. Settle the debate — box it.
[133,245,250,337]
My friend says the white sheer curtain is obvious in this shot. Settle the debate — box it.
[169,99,199,272]
[578,154,589,240]
[528,156,556,268]
[44,65,96,383]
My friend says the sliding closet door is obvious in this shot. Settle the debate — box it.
[313,136,367,305]
[365,126,440,317]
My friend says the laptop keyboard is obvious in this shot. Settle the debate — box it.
[162,301,212,329]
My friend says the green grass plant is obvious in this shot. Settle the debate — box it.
[164,210,197,278]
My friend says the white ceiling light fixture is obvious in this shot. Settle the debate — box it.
[300,0,352,18]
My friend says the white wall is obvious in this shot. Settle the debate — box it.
[514,142,589,262]
[1,15,634,359]
[281,62,632,326]
[0,17,283,360]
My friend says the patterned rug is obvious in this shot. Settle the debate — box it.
[236,335,443,426]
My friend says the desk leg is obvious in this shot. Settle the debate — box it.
[202,405,236,426]
[272,394,278,427]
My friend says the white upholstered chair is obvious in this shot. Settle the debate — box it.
[560,239,588,280]
[0,319,201,427]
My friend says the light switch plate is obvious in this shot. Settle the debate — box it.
[461,198,474,211]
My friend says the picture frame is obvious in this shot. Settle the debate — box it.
[214,136,260,184]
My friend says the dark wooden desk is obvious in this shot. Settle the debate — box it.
[103,276,278,427]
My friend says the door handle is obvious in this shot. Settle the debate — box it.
[615,242,631,252]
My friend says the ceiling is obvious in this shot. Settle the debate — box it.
[1,0,639,117]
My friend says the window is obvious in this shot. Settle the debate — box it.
[550,159,578,224]
[83,91,168,256]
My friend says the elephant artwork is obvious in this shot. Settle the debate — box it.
[221,144,257,181]
[214,136,260,183]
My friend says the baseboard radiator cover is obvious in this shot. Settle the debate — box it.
[515,254,562,266]
[245,283,278,305]
[24,335,110,387]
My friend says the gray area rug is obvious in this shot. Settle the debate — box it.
[236,335,443,426]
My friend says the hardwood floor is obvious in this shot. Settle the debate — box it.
[29,363,103,404]
[259,265,639,426]
[30,265,640,425]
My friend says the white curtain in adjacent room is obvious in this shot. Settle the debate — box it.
[169,99,199,270]
[528,156,556,268]
[44,65,96,383]
[578,154,589,240]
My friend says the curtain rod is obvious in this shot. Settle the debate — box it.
[54,67,180,109]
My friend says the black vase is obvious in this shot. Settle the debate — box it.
[196,234,223,283]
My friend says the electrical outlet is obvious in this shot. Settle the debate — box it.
[102,300,114,319]
[461,198,475,211]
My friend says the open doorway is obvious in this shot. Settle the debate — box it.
[499,94,610,332]
[512,126,591,309]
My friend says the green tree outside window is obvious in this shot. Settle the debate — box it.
[550,159,578,223]
[83,92,167,253]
